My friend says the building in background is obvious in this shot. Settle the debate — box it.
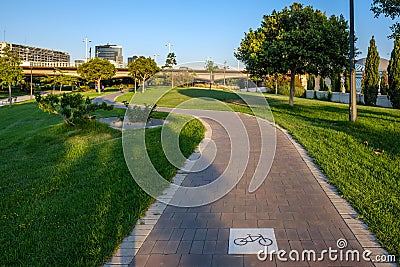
[95,44,124,67]
[127,56,138,64]
[0,42,70,67]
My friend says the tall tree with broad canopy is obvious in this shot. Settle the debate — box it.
[363,36,381,105]
[77,58,116,94]
[235,3,350,106]
[128,56,159,93]
[0,46,24,107]
[371,0,400,38]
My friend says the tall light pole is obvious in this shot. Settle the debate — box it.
[83,37,92,62]
[165,43,174,54]
[349,0,357,122]
[30,62,33,100]
[153,54,159,65]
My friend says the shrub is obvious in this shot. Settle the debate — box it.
[278,85,306,97]
[126,104,157,123]
[35,93,113,126]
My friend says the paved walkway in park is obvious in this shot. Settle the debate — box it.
[100,95,396,267]
[0,90,72,107]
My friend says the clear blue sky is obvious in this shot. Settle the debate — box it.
[1,0,397,68]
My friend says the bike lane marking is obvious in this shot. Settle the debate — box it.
[228,228,278,254]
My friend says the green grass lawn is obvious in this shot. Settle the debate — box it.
[149,87,400,260]
[0,102,204,266]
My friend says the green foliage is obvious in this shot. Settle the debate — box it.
[380,70,389,95]
[163,52,177,69]
[319,77,328,91]
[307,75,315,90]
[126,104,157,123]
[388,37,400,108]
[77,58,116,94]
[236,2,350,106]
[278,85,305,97]
[330,73,342,92]
[371,0,400,38]
[128,56,160,93]
[363,36,380,105]
[344,69,351,93]
[35,93,113,126]
[0,45,24,107]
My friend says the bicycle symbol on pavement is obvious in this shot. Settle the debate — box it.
[234,234,273,247]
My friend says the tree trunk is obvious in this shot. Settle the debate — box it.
[275,79,278,94]
[134,79,137,93]
[60,83,63,93]
[142,79,145,93]
[289,70,296,106]
[97,79,101,94]
[8,85,12,108]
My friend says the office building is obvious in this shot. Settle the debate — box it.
[95,44,123,65]
[0,42,70,67]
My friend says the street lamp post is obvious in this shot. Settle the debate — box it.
[52,69,56,94]
[165,43,174,54]
[349,0,357,122]
[83,37,92,62]
[153,54,159,65]
[30,62,33,100]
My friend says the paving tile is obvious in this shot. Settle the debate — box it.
[212,255,243,267]
[129,255,149,267]
[144,254,181,267]
[190,240,205,254]
[178,255,212,267]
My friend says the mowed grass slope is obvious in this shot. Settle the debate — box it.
[153,87,400,260]
[0,102,204,266]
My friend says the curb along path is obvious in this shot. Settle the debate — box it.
[100,95,396,267]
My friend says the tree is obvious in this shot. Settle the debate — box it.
[163,52,177,69]
[0,46,24,107]
[388,37,400,108]
[363,36,381,105]
[371,1,400,38]
[162,53,177,88]
[331,73,342,92]
[307,75,315,91]
[41,69,78,93]
[77,58,116,94]
[128,56,159,93]
[380,70,389,95]
[236,3,350,106]
[205,60,219,90]
[319,77,328,91]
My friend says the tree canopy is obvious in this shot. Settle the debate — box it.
[128,56,159,93]
[41,69,78,93]
[0,46,24,107]
[163,52,177,69]
[235,2,350,106]
[371,0,400,38]
[77,58,116,93]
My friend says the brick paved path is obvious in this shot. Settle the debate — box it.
[121,112,380,267]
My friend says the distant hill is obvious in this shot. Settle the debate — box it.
[356,58,389,72]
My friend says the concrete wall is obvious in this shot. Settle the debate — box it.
[306,90,393,108]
